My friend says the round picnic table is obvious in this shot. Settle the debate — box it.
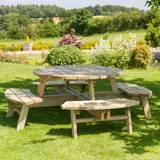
[33,65,124,99]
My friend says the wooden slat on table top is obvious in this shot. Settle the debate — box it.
[33,65,124,80]
[61,65,98,80]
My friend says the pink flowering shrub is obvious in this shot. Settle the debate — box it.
[59,29,83,48]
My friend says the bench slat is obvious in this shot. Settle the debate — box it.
[32,80,87,87]
[61,98,140,110]
[10,88,35,105]
[5,89,23,104]
[22,89,43,104]
[117,83,152,97]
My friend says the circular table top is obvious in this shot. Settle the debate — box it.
[33,65,124,80]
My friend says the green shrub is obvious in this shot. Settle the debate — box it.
[81,40,99,50]
[91,51,131,69]
[130,45,152,69]
[46,45,88,65]
[32,41,53,50]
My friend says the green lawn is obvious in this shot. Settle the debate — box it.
[0,62,160,159]
[0,30,146,46]
[24,53,44,60]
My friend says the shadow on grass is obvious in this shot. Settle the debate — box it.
[31,138,56,144]
[0,77,71,128]
[0,77,160,154]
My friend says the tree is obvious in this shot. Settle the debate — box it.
[94,5,103,15]
[39,20,61,37]
[0,13,31,39]
[146,0,160,8]
[28,23,40,41]
[0,13,30,30]
[72,9,93,35]
[145,10,160,47]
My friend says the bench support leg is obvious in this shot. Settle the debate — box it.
[141,97,151,120]
[125,107,132,134]
[71,110,77,139]
[6,101,15,118]
[17,105,29,131]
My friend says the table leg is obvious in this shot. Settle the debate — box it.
[109,77,118,92]
[37,78,46,97]
[65,80,69,88]
[88,80,104,119]
[88,80,95,100]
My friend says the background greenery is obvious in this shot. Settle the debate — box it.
[0,4,158,39]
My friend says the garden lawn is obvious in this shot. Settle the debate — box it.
[0,30,146,46]
[0,62,160,160]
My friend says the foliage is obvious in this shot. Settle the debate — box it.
[0,4,141,18]
[91,33,137,68]
[84,11,151,35]
[94,33,136,53]
[0,53,27,63]
[24,59,44,66]
[0,13,31,39]
[91,33,152,69]
[28,23,40,41]
[130,45,152,69]
[72,9,93,35]
[146,0,160,8]
[0,5,154,39]
[0,52,45,66]
[59,29,83,48]
[136,40,146,46]
[0,42,52,51]
[145,10,160,47]
[103,32,109,40]
[0,43,23,52]
[91,51,131,68]
[32,41,53,50]
[39,20,62,38]
[0,30,8,39]
[46,45,88,65]
[80,40,99,49]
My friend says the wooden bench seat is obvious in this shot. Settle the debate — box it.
[62,98,140,139]
[32,80,88,93]
[5,88,43,130]
[117,83,152,120]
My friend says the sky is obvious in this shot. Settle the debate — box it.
[0,0,148,10]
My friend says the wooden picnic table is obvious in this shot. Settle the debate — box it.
[33,65,124,119]
[33,65,124,99]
